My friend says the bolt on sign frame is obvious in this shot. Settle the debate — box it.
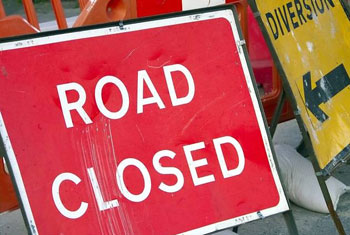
[248,0,350,233]
[0,5,297,234]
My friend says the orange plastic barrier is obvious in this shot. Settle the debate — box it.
[78,0,89,10]
[74,0,137,27]
[0,158,18,212]
[0,15,38,38]
[0,0,5,19]
[22,0,40,29]
[51,0,68,29]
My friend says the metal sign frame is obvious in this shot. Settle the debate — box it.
[248,0,350,233]
[248,0,350,176]
[0,4,296,234]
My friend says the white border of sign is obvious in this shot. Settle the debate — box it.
[0,8,289,235]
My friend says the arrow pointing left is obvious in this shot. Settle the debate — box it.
[303,64,350,123]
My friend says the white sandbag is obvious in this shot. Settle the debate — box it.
[274,144,350,214]
[273,119,302,148]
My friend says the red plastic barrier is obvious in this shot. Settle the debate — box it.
[247,6,293,122]
[0,158,18,212]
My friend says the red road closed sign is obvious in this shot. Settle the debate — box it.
[0,6,288,235]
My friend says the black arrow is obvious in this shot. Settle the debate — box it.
[303,64,350,123]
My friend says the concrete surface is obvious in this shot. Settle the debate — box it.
[1,119,349,234]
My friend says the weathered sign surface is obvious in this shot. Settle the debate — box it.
[0,7,287,234]
[251,0,350,172]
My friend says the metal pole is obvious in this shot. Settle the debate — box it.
[315,173,346,235]
[294,112,346,235]
[283,210,299,235]
[266,88,299,235]
[269,89,286,137]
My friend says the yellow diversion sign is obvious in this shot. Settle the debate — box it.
[249,0,350,172]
